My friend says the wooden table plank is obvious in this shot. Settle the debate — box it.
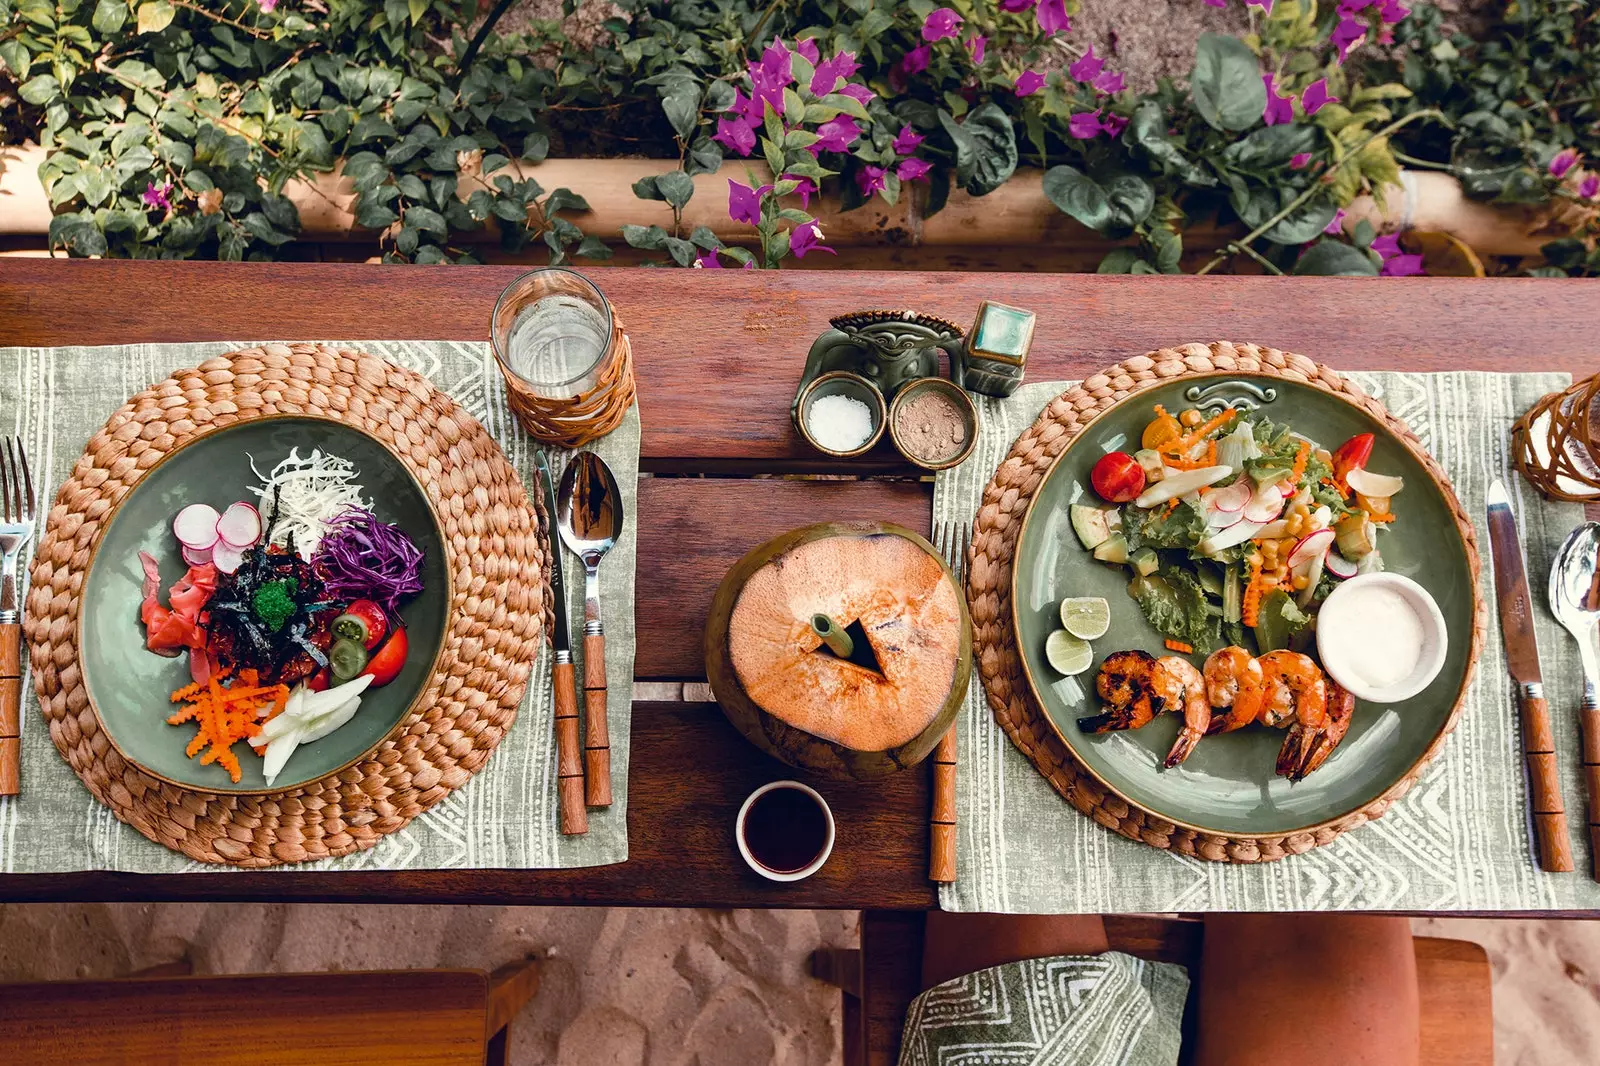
[635,477,931,678]
[3,262,1597,468]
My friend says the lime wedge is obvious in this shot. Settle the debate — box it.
[1045,630,1094,676]
[1058,597,1111,640]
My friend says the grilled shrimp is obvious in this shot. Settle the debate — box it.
[1081,651,1159,733]
[1276,678,1355,781]
[1256,650,1328,731]
[1202,646,1266,735]
[1151,656,1211,767]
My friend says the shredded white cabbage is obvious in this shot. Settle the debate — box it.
[249,448,371,559]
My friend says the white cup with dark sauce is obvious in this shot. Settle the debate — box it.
[735,780,835,882]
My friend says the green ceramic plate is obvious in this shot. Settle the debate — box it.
[1012,374,1476,836]
[78,416,450,794]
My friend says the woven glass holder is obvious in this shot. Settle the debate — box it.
[1510,373,1600,502]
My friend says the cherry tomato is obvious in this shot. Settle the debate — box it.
[360,625,409,688]
[331,599,388,650]
[1141,410,1182,451]
[307,667,332,692]
[1090,451,1146,503]
[1331,433,1375,492]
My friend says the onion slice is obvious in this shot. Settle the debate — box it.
[1286,528,1337,570]
[173,504,221,550]
[1346,467,1404,497]
[217,501,262,547]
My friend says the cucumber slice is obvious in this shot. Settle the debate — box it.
[1092,533,1129,565]
[1070,504,1111,550]
[1130,547,1159,577]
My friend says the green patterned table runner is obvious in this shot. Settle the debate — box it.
[935,370,1599,913]
[0,340,636,873]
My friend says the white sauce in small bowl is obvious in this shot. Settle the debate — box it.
[1316,573,1447,704]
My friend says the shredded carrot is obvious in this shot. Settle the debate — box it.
[1163,407,1238,456]
[1242,554,1265,627]
[1166,498,1181,514]
[167,673,288,783]
[1164,638,1193,654]
[1367,511,1397,523]
[1290,440,1310,483]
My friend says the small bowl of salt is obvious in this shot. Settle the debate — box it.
[794,371,887,458]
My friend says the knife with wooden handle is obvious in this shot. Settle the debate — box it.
[537,450,587,836]
[1487,478,1573,872]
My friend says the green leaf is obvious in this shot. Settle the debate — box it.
[405,204,447,236]
[1097,248,1143,274]
[575,235,613,260]
[1126,100,1215,186]
[1104,173,1155,232]
[1264,195,1337,245]
[689,226,722,250]
[661,84,700,140]
[685,137,722,177]
[783,129,820,150]
[820,93,870,122]
[407,0,427,23]
[621,223,668,250]
[653,170,695,210]
[1541,238,1588,270]
[783,88,805,125]
[135,0,174,34]
[543,188,590,214]
[663,236,698,266]
[1191,33,1267,132]
[18,74,59,105]
[524,133,550,163]
[632,176,662,201]
[1042,165,1111,233]
[92,0,126,33]
[1222,124,1320,170]
[356,201,400,229]
[705,80,736,112]
[49,216,108,258]
[938,103,1017,196]
[395,225,419,255]
[1293,240,1379,276]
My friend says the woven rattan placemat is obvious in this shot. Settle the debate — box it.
[24,343,544,867]
[967,341,1486,864]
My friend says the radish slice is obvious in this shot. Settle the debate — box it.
[181,543,214,567]
[1209,481,1251,513]
[173,504,221,549]
[1286,528,1336,570]
[1324,549,1359,579]
[1243,486,1288,524]
[216,501,261,547]
[1346,467,1404,497]
[1279,481,1297,498]
[1205,503,1245,530]
[1199,519,1268,556]
[212,540,248,574]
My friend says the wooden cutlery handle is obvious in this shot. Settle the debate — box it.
[0,623,19,796]
[929,726,956,883]
[583,631,612,808]
[1520,692,1574,872]
[553,659,587,836]
[1582,707,1600,882]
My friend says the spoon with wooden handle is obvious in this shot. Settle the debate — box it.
[558,451,623,808]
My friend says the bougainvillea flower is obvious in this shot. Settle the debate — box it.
[1581,175,1600,199]
[1245,0,1274,11]
[1290,152,1312,169]
[1093,70,1126,94]
[811,51,860,96]
[857,165,888,197]
[745,81,785,123]
[727,180,770,226]
[1036,0,1071,34]
[711,115,756,156]
[1101,112,1129,137]
[1015,70,1047,97]
[1202,0,1227,7]
[1324,208,1347,235]
[1301,79,1336,116]
[694,249,724,269]
[781,174,818,209]
[1377,0,1408,21]
[892,126,926,156]
[838,83,875,106]
[1068,111,1103,139]
[969,35,987,64]
[790,220,835,258]
[1381,253,1425,277]
[1550,148,1580,178]
[1262,74,1294,125]
[1331,15,1366,61]
[1370,233,1401,258]
[796,38,820,64]
[897,158,933,182]
[900,45,932,76]
[1069,46,1105,83]
[811,114,862,154]
[756,40,793,88]
[141,182,173,211]
[1000,0,1036,9]
[260,0,279,10]
[922,8,963,42]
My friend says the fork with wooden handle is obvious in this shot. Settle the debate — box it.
[929,520,968,883]
[0,438,37,797]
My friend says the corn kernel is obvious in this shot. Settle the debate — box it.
[1180,408,1203,428]
[1293,574,1310,591]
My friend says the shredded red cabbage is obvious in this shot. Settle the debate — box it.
[313,508,424,616]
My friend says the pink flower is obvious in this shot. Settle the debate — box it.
[922,7,962,42]
[968,35,987,64]
[796,38,820,64]
[838,83,875,106]
[141,181,173,211]
[1324,208,1347,236]
[1378,0,1408,22]
[1581,175,1600,199]
[1015,70,1047,97]
[790,220,835,258]
[1301,78,1336,116]
[1100,112,1128,138]
[1000,0,1036,9]
[755,40,793,89]
[259,0,278,10]
[781,174,818,209]
[897,158,933,182]
[1245,0,1274,10]
[857,165,888,197]
[1331,15,1366,62]
[727,180,770,226]
[810,51,860,96]
[1069,111,1103,139]
[1550,148,1580,178]
[1202,0,1227,6]
[712,115,756,157]
[1036,0,1071,34]
[1381,253,1426,277]
[1093,70,1126,94]
[900,45,931,77]
[1069,46,1105,83]
[1370,233,1402,258]
[1263,74,1294,125]
[892,126,925,156]
[694,249,724,269]
[810,115,861,154]
[1290,152,1312,169]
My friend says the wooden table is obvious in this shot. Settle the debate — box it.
[1,261,1597,911]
